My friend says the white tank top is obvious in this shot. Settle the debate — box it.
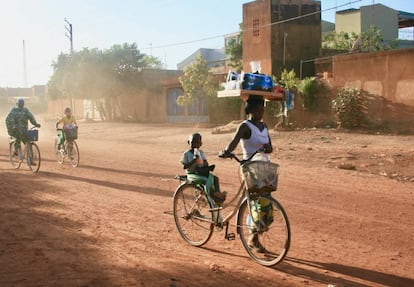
[241,120,270,160]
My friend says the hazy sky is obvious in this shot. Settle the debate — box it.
[0,0,412,87]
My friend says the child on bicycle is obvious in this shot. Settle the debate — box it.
[181,133,226,204]
[56,107,77,150]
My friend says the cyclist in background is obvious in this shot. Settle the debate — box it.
[56,107,77,150]
[6,98,41,156]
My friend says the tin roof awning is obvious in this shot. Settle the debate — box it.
[398,10,414,28]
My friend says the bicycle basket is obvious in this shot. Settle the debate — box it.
[25,130,38,142]
[240,161,279,193]
[64,125,78,140]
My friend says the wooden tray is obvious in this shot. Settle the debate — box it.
[217,89,283,102]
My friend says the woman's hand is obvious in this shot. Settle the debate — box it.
[263,144,273,153]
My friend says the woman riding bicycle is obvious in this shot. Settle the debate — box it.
[56,107,77,150]
[220,95,273,253]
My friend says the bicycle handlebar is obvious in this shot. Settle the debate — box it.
[56,125,78,131]
[218,148,265,165]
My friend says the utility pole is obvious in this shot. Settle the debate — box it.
[22,40,28,87]
[65,18,74,112]
[283,32,288,67]
[65,18,73,54]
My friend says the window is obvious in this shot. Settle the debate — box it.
[253,18,260,37]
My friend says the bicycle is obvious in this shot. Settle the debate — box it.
[9,127,41,173]
[173,150,290,266]
[55,126,79,167]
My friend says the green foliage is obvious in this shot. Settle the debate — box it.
[47,43,162,121]
[278,69,298,91]
[322,31,359,50]
[225,24,243,73]
[297,77,318,110]
[178,54,217,106]
[332,87,367,128]
[322,26,399,52]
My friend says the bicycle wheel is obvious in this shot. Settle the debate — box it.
[66,141,79,167]
[55,137,65,164]
[237,195,290,266]
[27,143,41,173]
[173,183,214,247]
[9,142,21,169]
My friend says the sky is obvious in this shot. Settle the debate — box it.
[0,0,413,88]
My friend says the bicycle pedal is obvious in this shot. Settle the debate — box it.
[225,233,236,241]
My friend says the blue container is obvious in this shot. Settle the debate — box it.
[242,73,273,91]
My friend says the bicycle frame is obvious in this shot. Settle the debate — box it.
[220,182,246,225]
[177,175,251,228]
[9,137,32,158]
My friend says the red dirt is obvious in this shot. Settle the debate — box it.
[0,120,413,287]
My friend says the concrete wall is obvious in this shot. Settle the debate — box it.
[333,49,414,106]
[270,0,321,76]
[332,48,414,132]
[47,99,85,120]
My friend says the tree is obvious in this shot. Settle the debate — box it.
[322,26,399,52]
[47,42,162,121]
[225,25,243,72]
[178,54,217,122]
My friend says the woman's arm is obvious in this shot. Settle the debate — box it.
[264,122,273,153]
[56,118,63,129]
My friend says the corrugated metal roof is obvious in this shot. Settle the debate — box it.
[177,48,227,70]
[398,10,414,28]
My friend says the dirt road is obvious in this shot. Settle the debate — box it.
[0,121,413,287]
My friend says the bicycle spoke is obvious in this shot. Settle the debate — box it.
[173,184,213,246]
[238,196,290,266]
[27,143,41,173]
[9,142,21,169]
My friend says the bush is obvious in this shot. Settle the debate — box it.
[208,96,242,124]
[332,87,366,128]
[297,77,318,110]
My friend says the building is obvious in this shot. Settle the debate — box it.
[177,48,227,74]
[336,4,398,41]
[335,3,414,46]
[242,0,321,76]
[0,86,46,110]
[322,20,335,34]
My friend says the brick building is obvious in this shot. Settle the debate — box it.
[243,0,321,76]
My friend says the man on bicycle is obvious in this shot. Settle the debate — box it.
[6,98,41,156]
[56,107,77,150]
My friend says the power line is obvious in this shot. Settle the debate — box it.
[143,0,363,50]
